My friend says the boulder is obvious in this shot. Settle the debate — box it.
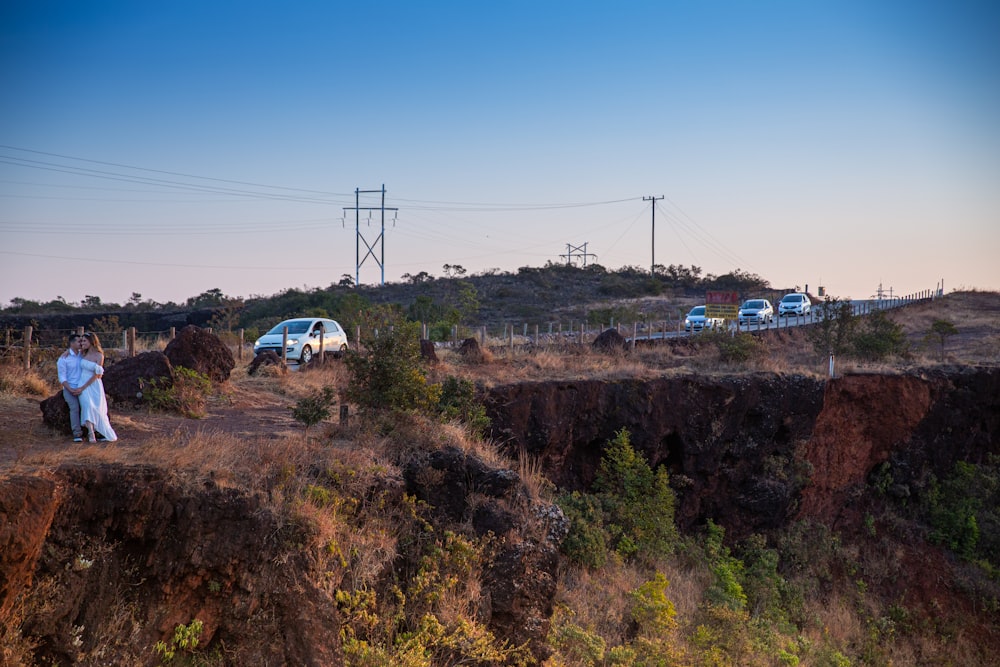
[591,328,627,351]
[457,337,488,363]
[40,393,72,435]
[103,351,173,406]
[402,446,564,656]
[248,350,286,376]
[419,339,438,363]
[164,325,234,383]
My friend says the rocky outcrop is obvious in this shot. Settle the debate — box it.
[247,350,285,375]
[3,465,340,666]
[103,350,173,406]
[163,325,234,383]
[483,368,1000,537]
[403,446,566,656]
[484,373,824,536]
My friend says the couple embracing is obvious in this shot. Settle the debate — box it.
[57,332,117,443]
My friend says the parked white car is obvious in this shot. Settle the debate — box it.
[778,293,812,317]
[684,306,725,333]
[253,317,349,363]
[738,299,774,325]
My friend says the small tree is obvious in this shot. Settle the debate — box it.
[926,318,959,360]
[291,385,338,436]
[852,310,908,361]
[343,306,439,414]
[806,297,856,358]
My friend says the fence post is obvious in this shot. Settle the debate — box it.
[238,329,244,360]
[319,329,325,363]
[23,325,32,370]
[534,324,539,347]
[170,327,176,339]
[480,325,486,347]
[509,324,514,352]
[632,322,637,350]
[127,327,137,357]
[340,404,349,426]
[355,325,361,352]
[281,326,289,364]
[76,326,85,336]
[580,322,585,346]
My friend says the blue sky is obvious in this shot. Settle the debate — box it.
[1,0,997,308]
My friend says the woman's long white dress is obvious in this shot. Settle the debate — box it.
[79,358,118,441]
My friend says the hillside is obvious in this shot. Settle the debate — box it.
[1,291,998,665]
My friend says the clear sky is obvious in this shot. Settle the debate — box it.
[2,0,998,308]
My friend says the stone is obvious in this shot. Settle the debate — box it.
[591,328,627,351]
[248,350,286,376]
[40,393,72,435]
[103,351,173,406]
[419,339,438,363]
[164,325,234,384]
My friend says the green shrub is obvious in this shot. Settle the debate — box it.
[851,310,907,361]
[142,366,212,418]
[558,429,678,567]
[291,385,338,435]
[806,298,857,357]
[436,376,490,437]
[925,318,959,360]
[343,307,440,415]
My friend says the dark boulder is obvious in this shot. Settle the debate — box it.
[591,328,627,351]
[40,394,72,435]
[248,350,286,376]
[164,325,234,383]
[419,339,438,363]
[104,351,173,406]
[457,337,488,363]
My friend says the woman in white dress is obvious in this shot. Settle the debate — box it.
[78,332,118,442]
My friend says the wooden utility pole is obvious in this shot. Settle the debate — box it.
[643,195,664,276]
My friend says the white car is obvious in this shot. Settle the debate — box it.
[778,293,812,317]
[738,299,774,325]
[253,317,349,363]
[684,306,725,333]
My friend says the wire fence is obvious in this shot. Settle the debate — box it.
[1,288,941,370]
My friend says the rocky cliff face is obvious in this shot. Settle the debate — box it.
[483,367,1000,536]
[4,368,998,663]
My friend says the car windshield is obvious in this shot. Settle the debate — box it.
[745,300,764,308]
[267,321,311,335]
[689,306,705,316]
[782,295,802,303]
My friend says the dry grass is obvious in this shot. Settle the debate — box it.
[0,362,56,397]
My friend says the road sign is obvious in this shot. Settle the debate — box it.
[705,291,739,319]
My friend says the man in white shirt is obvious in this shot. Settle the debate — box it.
[57,334,84,442]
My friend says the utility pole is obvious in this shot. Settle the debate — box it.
[343,185,398,286]
[643,195,664,275]
[560,242,598,267]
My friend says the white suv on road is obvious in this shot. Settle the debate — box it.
[778,293,812,317]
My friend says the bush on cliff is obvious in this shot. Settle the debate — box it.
[558,429,678,567]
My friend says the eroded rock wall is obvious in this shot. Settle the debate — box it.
[484,368,1000,536]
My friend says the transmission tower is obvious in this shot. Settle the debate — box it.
[560,242,598,267]
[343,185,398,286]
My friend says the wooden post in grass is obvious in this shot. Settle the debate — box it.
[169,327,176,340]
[281,326,289,364]
[319,329,325,363]
[23,325,32,370]
[340,404,349,425]
[238,329,244,360]
[632,322,637,350]
[127,327,136,357]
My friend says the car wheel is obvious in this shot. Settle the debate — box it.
[336,343,348,358]
[300,345,313,364]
